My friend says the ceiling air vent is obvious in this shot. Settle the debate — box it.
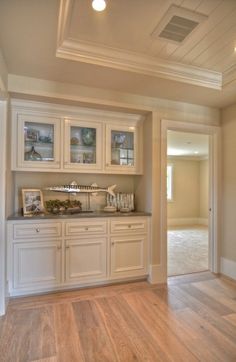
[151,5,208,44]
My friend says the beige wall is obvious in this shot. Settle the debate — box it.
[167,158,208,221]
[167,159,200,219]
[13,172,136,214]
[200,160,209,219]
[221,105,236,262]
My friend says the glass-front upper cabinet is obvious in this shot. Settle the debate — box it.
[105,124,140,173]
[13,113,61,170]
[64,119,102,171]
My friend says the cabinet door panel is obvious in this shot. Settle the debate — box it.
[105,123,142,174]
[64,119,103,171]
[111,235,147,278]
[13,241,61,289]
[14,113,61,170]
[65,238,107,282]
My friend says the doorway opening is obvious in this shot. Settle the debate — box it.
[167,130,209,276]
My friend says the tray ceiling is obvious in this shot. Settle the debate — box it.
[57,0,236,90]
[0,0,236,108]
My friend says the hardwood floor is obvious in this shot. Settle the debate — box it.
[0,272,236,361]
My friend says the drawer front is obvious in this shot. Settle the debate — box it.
[65,220,107,236]
[111,218,147,234]
[13,222,62,240]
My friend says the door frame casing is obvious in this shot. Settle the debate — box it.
[161,119,221,279]
[0,99,7,315]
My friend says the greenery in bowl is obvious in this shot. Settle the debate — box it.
[45,199,82,214]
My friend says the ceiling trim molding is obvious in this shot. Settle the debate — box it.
[57,38,222,90]
[57,0,73,47]
[223,64,236,88]
[57,0,222,90]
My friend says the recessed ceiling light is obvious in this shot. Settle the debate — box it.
[234,46,236,52]
[194,151,199,154]
[92,0,106,12]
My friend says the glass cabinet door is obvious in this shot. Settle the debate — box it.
[111,130,134,166]
[24,122,54,162]
[106,124,139,173]
[16,114,61,170]
[64,119,102,171]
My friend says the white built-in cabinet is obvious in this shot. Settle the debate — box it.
[11,100,143,174]
[7,216,150,296]
[13,240,62,290]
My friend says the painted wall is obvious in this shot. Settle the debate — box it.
[167,158,208,223]
[167,159,200,220]
[221,105,236,264]
[14,172,136,214]
[200,160,209,219]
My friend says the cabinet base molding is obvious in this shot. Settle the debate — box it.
[148,264,167,284]
[8,275,148,297]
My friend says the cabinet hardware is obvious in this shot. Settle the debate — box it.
[57,246,62,250]
[85,227,89,231]
[36,228,40,233]
[65,245,70,249]
[128,225,131,228]
[111,242,115,245]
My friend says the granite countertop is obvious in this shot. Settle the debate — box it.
[7,211,152,220]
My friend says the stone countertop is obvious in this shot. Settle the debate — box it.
[7,211,152,220]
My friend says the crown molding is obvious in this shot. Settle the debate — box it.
[57,0,222,90]
[223,64,236,88]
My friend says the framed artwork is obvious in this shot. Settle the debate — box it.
[24,127,39,142]
[22,189,44,215]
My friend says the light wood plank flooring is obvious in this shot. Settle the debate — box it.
[0,272,236,361]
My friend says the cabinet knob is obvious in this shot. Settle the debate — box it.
[36,228,40,233]
[128,225,131,228]
[85,227,89,231]
[66,245,70,249]
[111,242,115,245]
[57,246,62,250]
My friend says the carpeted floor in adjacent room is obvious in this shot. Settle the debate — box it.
[168,225,208,276]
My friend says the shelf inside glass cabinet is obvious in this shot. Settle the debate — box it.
[111,130,134,166]
[70,126,97,164]
[24,122,54,162]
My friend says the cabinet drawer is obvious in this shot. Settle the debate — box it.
[13,222,62,240]
[65,220,107,236]
[110,218,147,234]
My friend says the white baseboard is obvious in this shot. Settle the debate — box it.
[168,217,208,226]
[220,257,236,281]
[148,264,167,284]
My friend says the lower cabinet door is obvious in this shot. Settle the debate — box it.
[13,241,62,290]
[65,238,107,283]
[110,234,148,278]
